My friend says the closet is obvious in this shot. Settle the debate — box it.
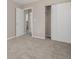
[45,6,51,39]
[51,2,71,43]
[45,2,71,43]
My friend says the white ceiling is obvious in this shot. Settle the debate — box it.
[14,0,39,5]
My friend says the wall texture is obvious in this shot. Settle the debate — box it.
[32,5,45,39]
[7,0,22,38]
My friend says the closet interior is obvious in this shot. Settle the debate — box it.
[45,6,51,39]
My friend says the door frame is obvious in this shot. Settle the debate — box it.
[23,7,33,37]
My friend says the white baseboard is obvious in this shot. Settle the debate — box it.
[7,33,25,40]
[7,35,16,40]
[51,37,71,44]
[33,35,45,39]
[32,33,45,39]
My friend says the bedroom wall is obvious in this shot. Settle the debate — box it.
[32,5,45,39]
[23,0,71,39]
[7,0,22,39]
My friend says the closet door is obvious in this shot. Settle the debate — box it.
[51,2,71,43]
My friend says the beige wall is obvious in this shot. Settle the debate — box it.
[32,5,45,39]
[7,0,22,38]
[23,0,71,39]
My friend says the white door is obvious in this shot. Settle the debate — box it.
[51,2,71,43]
[16,8,24,36]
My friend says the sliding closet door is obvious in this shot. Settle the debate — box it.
[16,8,24,36]
[51,2,71,43]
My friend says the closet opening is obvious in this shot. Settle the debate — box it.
[45,6,51,40]
[24,9,32,36]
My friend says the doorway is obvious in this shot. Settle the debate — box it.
[24,9,32,36]
[45,6,51,39]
